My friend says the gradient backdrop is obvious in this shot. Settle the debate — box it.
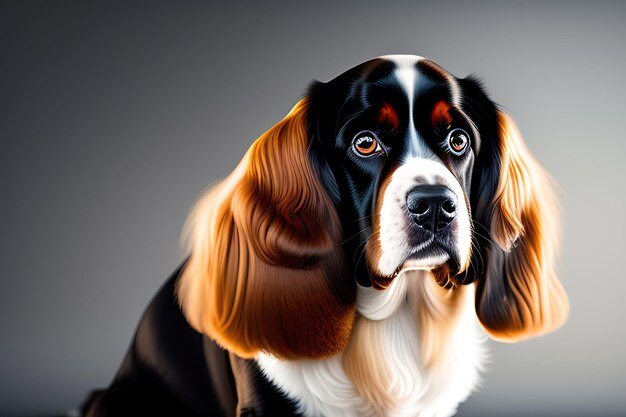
[2,1,625,416]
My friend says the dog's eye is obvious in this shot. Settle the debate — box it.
[353,131,382,157]
[447,128,470,155]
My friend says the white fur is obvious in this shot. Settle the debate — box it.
[376,158,472,276]
[256,271,486,417]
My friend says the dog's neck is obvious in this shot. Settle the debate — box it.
[256,270,486,417]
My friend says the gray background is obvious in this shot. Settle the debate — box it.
[2,1,625,416]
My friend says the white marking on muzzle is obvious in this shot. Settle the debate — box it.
[376,158,471,276]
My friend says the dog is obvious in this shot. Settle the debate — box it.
[82,55,569,417]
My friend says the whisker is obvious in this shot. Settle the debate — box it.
[340,225,373,245]
[352,214,373,223]
[353,228,380,267]
[470,219,497,247]
[469,237,484,273]
[353,235,371,266]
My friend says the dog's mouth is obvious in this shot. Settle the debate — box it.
[372,240,459,290]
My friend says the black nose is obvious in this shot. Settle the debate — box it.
[406,185,457,232]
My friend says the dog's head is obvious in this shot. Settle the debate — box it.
[177,55,569,359]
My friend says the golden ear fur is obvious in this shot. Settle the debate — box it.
[476,111,569,341]
[176,99,355,359]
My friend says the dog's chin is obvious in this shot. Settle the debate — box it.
[401,253,450,271]
[372,243,460,289]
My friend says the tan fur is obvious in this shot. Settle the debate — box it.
[343,272,473,415]
[176,99,355,360]
[431,100,453,128]
[342,315,394,416]
[410,279,471,367]
[475,111,569,341]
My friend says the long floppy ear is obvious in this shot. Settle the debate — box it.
[176,99,355,359]
[471,107,569,341]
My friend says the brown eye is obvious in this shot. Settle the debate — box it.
[353,131,381,156]
[447,128,470,155]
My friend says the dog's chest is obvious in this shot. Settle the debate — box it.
[256,274,485,417]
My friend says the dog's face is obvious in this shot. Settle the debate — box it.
[308,56,477,289]
[177,55,569,360]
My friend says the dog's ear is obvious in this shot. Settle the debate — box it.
[461,79,569,341]
[176,99,355,360]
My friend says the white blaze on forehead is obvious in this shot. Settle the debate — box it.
[382,55,422,156]
[376,158,472,276]
[382,54,462,121]
[380,54,423,100]
[380,53,424,60]
[381,54,441,159]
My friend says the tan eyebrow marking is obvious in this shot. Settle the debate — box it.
[431,100,453,128]
[377,102,399,130]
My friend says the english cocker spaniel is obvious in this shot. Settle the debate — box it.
[83,55,569,417]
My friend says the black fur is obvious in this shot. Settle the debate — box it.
[82,262,301,417]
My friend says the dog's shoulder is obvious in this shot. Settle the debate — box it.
[82,261,302,417]
[82,262,230,416]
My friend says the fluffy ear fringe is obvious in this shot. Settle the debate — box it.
[176,99,355,359]
[476,111,569,342]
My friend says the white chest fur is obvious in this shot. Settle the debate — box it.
[256,271,487,417]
